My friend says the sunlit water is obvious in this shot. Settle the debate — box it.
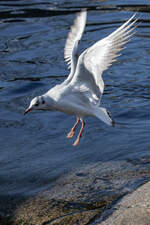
[0,0,150,197]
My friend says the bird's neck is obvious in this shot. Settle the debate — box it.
[43,94,57,111]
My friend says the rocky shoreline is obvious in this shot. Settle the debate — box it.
[1,182,150,225]
[1,160,150,225]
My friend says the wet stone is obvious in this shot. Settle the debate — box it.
[1,160,150,225]
[13,196,118,225]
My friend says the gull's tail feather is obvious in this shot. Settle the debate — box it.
[94,107,115,126]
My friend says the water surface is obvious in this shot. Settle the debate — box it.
[0,0,150,198]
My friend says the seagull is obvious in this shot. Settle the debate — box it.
[24,10,138,146]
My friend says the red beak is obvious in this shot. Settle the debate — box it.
[24,108,31,115]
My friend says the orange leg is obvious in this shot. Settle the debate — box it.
[73,120,85,146]
[67,117,80,139]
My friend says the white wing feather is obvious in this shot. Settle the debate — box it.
[71,14,138,105]
[64,9,87,77]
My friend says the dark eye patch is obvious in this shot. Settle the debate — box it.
[41,96,45,104]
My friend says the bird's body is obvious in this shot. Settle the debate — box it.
[44,84,96,117]
[25,10,138,146]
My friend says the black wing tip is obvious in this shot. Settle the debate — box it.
[107,110,115,127]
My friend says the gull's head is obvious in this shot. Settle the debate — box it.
[24,96,46,115]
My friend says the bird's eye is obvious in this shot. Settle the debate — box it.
[42,99,45,104]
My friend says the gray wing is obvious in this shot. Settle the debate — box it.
[64,9,87,83]
[71,14,138,105]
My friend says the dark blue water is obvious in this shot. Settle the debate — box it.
[1,0,150,197]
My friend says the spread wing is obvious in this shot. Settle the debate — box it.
[71,14,138,105]
[64,9,87,83]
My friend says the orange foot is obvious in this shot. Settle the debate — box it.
[66,131,75,139]
[72,138,80,146]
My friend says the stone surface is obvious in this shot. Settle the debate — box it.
[99,181,150,225]
[1,160,150,224]
[13,194,117,225]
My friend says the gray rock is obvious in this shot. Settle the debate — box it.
[98,181,150,225]
[1,160,150,225]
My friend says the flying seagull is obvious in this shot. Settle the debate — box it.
[24,10,137,146]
